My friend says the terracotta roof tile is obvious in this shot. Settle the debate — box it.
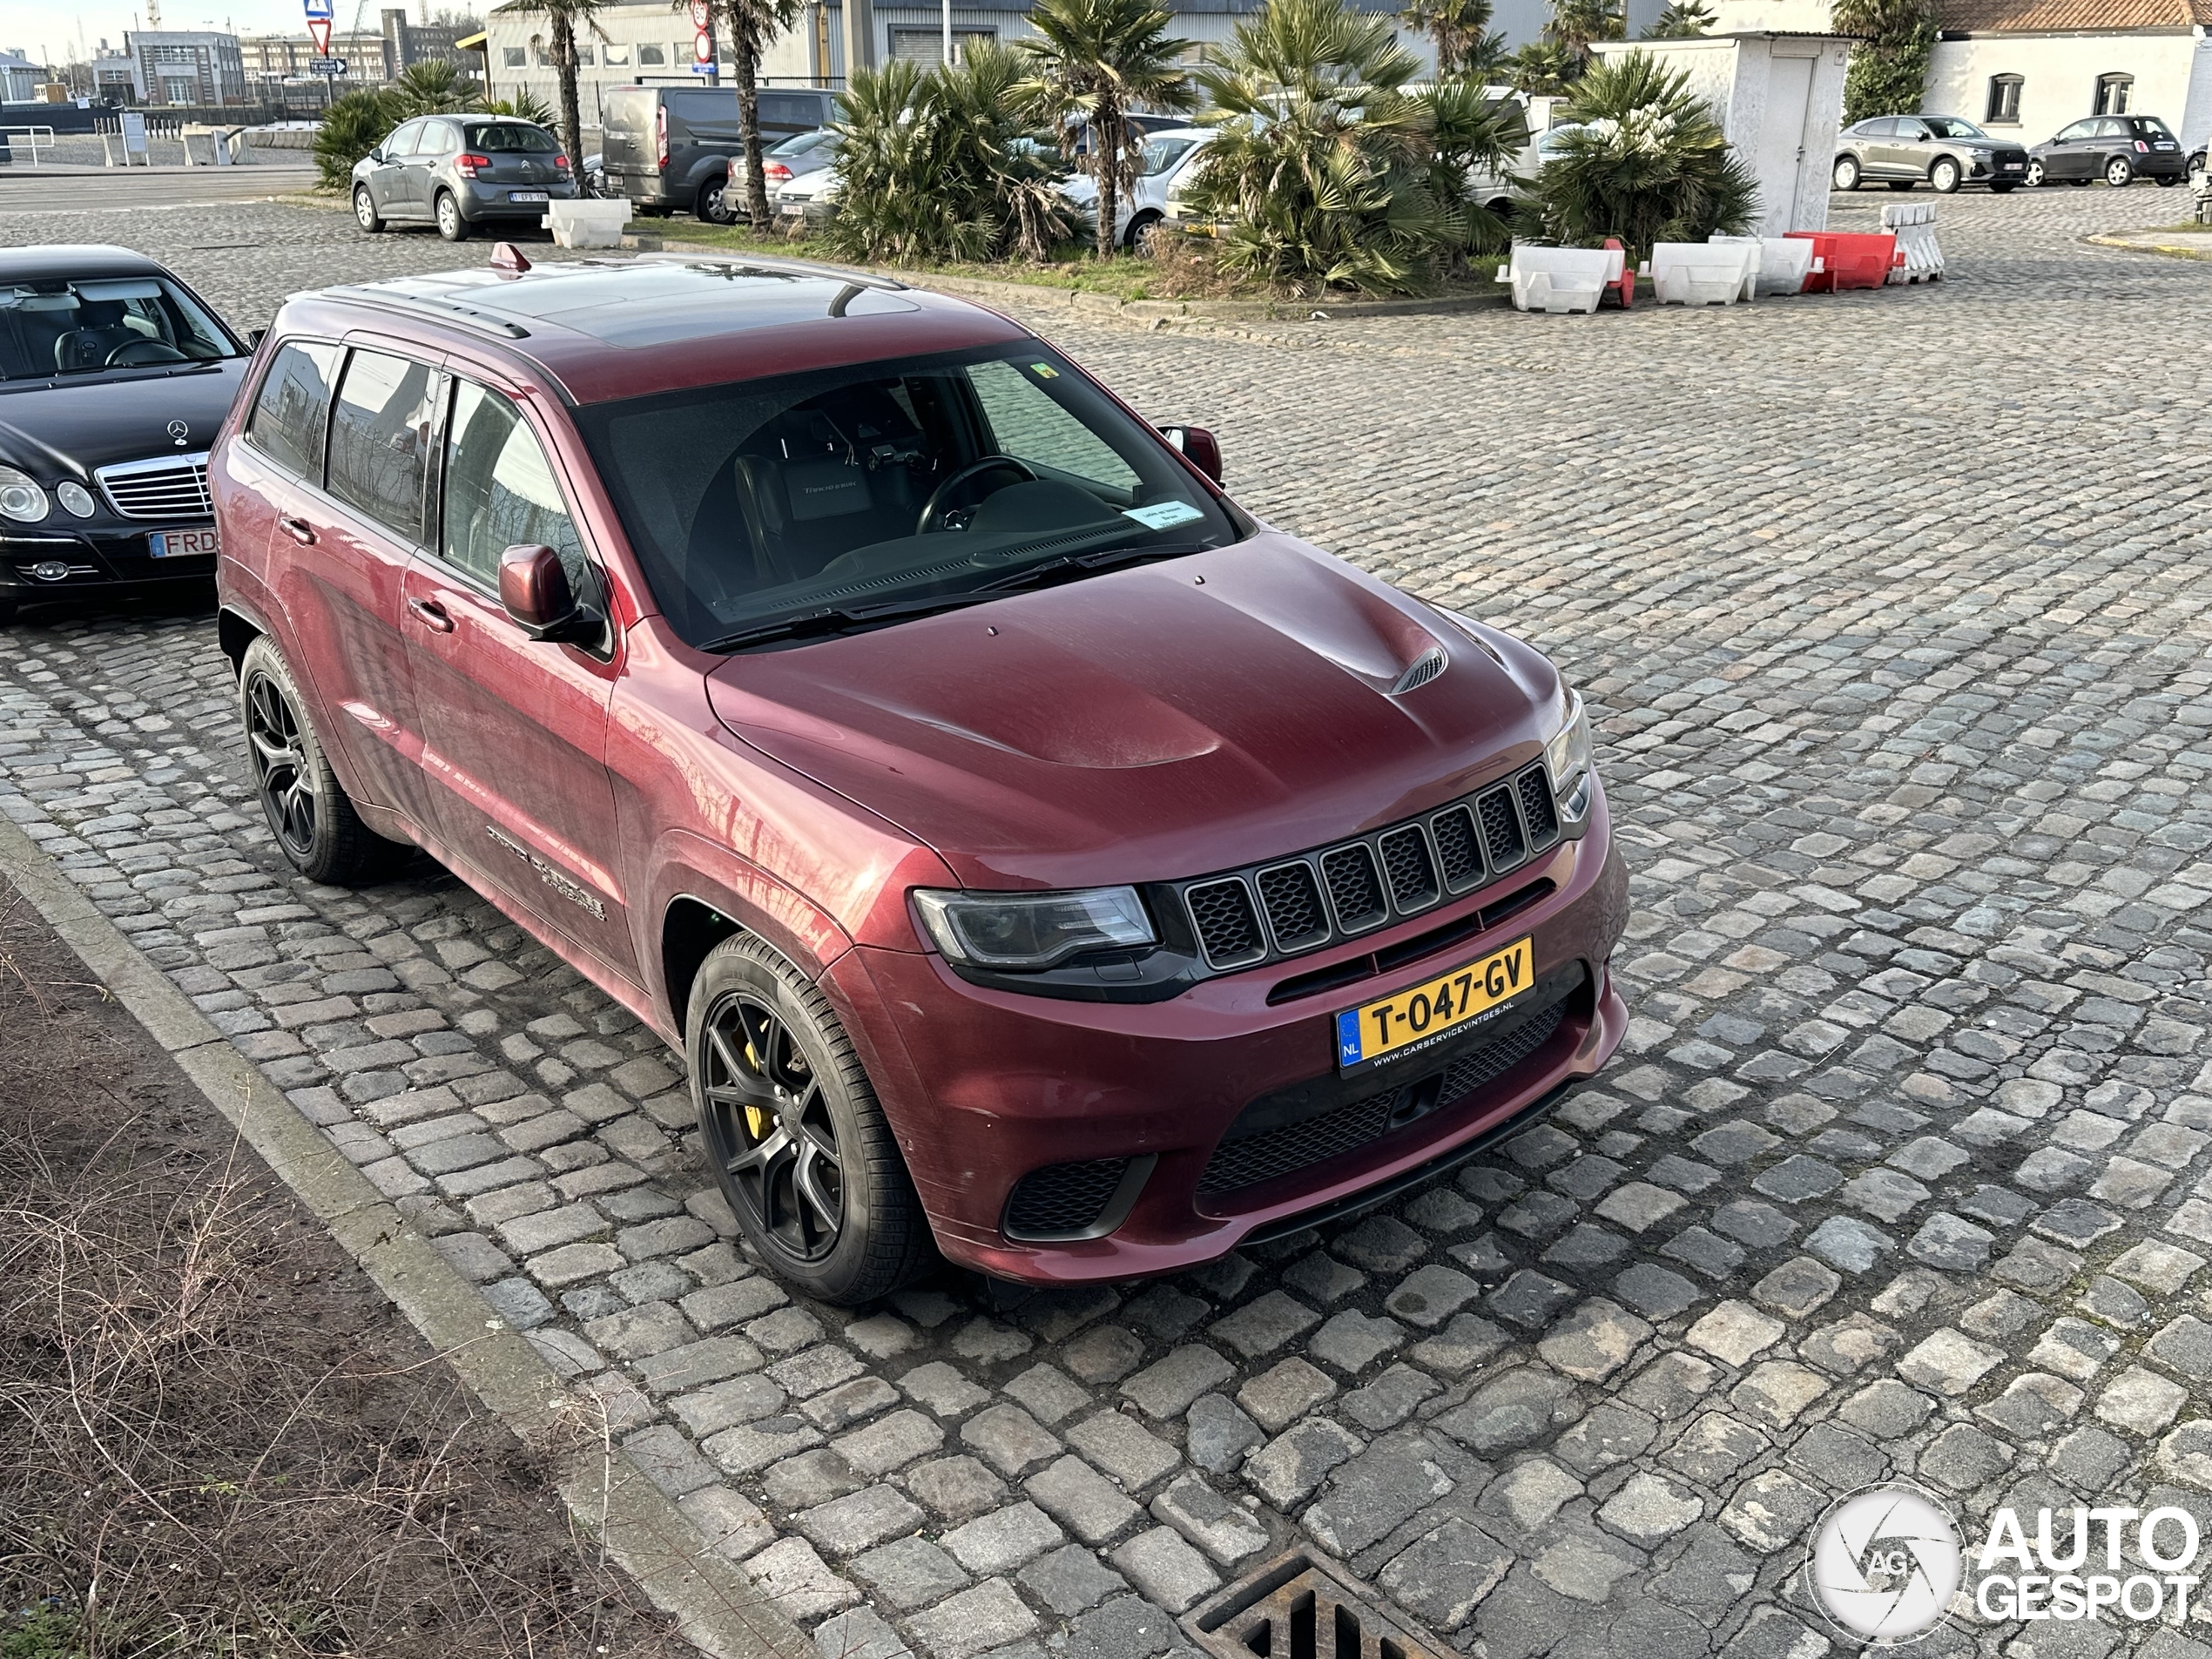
[1939,0,2212,30]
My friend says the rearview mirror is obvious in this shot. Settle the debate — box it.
[1158,423,1221,486]
[499,543,601,644]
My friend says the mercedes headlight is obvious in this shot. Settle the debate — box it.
[0,466,49,523]
[1543,685,1595,823]
[914,887,1155,970]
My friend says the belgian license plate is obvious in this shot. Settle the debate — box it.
[2001,162,2023,170]
[1336,935,1534,1074]
[2157,142,2179,152]
[510,189,549,202]
[148,526,218,558]
[779,201,806,215]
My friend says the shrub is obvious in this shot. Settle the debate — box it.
[313,87,401,192]
[483,90,556,125]
[389,57,480,116]
[1832,0,1937,123]
[824,48,1086,265]
[1511,49,1757,261]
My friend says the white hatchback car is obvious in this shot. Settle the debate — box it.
[1061,127,1215,252]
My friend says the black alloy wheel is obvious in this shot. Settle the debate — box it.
[699,992,846,1262]
[244,664,317,862]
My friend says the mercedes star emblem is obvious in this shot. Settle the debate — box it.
[166,419,190,447]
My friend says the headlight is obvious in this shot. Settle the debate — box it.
[0,466,49,523]
[914,886,1155,970]
[1543,685,1595,822]
[57,482,95,518]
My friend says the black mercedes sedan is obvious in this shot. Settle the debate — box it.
[0,245,251,626]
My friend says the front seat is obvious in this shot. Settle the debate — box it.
[55,299,142,373]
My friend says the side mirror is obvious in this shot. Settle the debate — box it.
[368,147,384,164]
[499,543,601,644]
[1158,423,1221,486]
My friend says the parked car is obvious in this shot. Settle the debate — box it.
[209,251,1629,1302]
[764,126,840,210]
[601,84,839,223]
[1059,126,1215,251]
[353,115,576,242]
[0,244,250,627]
[582,151,617,199]
[2027,114,2188,188]
[1831,114,2028,193]
[772,168,843,229]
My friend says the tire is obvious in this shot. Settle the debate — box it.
[1886,180,1916,192]
[698,171,738,226]
[1931,157,1962,193]
[2158,175,2180,187]
[238,637,409,887]
[435,189,470,241]
[2026,158,2047,186]
[1125,211,1163,254]
[2105,156,2134,188]
[689,934,934,1305]
[354,185,385,233]
[1832,154,1861,191]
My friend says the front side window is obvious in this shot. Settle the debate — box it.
[2094,116,2131,138]
[385,120,422,157]
[246,340,342,477]
[1895,119,1929,140]
[1986,75,2022,124]
[574,342,1243,651]
[442,381,590,594]
[327,349,438,541]
[2095,74,2133,116]
[0,273,239,381]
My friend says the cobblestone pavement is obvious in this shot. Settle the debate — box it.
[5,186,2212,1659]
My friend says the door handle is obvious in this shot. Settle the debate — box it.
[408,597,455,632]
[278,515,316,545]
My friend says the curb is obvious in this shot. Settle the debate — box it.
[620,233,1510,322]
[2085,229,2212,260]
[0,809,814,1659]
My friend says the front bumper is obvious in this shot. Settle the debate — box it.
[1,523,217,604]
[833,784,1632,1283]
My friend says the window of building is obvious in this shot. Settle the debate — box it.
[1986,73,2022,124]
[602,41,630,64]
[637,41,664,63]
[575,44,594,64]
[327,349,439,543]
[2095,72,2133,115]
[502,44,526,66]
[534,42,553,64]
[888,26,995,62]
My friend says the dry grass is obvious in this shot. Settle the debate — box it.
[0,891,691,1659]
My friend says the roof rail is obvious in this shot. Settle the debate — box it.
[633,250,908,292]
[318,285,532,339]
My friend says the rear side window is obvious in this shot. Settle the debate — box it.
[327,348,439,541]
[246,341,342,478]
[442,381,590,594]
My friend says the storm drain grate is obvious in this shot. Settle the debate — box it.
[1184,1551,1450,1659]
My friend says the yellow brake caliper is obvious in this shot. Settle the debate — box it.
[742,1039,768,1140]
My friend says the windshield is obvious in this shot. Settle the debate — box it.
[1920,117,1986,139]
[575,341,1244,650]
[1143,137,1199,175]
[0,274,239,381]
[468,122,557,152]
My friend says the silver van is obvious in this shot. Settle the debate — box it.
[601,84,839,222]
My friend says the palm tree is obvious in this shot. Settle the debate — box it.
[1015,0,1194,262]
[1543,0,1622,69]
[681,0,806,224]
[500,0,608,181]
[390,57,481,116]
[1399,0,1506,81]
[1642,0,1713,37]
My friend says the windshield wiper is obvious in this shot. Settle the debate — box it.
[698,590,1003,654]
[977,541,1208,596]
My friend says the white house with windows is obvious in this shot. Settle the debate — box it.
[1712,0,2212,152]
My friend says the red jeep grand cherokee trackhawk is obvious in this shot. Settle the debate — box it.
[211,252,1629,1303]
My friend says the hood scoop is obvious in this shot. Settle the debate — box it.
[1390,647,1448,696]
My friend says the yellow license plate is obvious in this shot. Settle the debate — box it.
[1336,936,1534,1073]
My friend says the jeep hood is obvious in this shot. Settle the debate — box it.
[705,534,1562,889]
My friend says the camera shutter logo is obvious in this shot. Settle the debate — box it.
[1808,1486,1963,1645]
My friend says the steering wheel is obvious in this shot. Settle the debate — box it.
[108,338,191,367]
[916,455,1035,535]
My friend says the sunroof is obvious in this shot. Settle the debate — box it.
[362,261,917,346]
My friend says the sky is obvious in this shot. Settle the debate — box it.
[3,0,408,63]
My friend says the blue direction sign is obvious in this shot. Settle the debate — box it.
[309,56,346,73]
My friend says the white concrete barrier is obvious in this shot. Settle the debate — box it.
[1644,239,1757,306]
[1881,201,1943,283]
[1498,243,1623,314]
[1711,233,1814,296]
[543,199,631,249]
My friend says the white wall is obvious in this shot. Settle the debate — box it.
[1707,0,1832,32]
[1925,31,2212,151]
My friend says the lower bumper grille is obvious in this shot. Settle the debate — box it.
[1197,976,1576,1198]
[1005,1157,1132,1239]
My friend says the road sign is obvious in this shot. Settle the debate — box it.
[302,0,332,18]
[689,0,711,26]
[308,56,346,74]
[693,29,713,61]
[308,18,332,52]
